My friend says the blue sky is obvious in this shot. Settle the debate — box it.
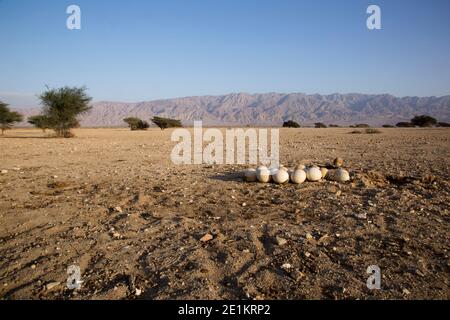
[1,0,450,107]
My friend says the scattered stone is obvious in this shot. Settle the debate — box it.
[241,202,247,207]
[30,264,36,269]
[112,232,121,239]
[333,157,344,168]
[281,263,292,270]
[318,234,329,244]
[355,213,367,219]
[135,288,142,296]
[243,169,257,182]
[328,185,338,193]
[200,233,213,242]
[306,233,314,240]
[304,252,311,258]
[1,170,8,174]
[275,236,287,246]
[402,288,411,295]
[45,281,60,291]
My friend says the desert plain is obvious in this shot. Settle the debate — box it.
[0,127,449,299]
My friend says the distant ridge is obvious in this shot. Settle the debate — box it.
[15,92,450,127]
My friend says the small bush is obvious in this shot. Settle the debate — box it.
[396,122,415,128]
[437,122,450,127]
[123,117,149,130]
[315,122,327,128]
[355,123,370,128]
[382,124,394,128]
[349,130,362,134]
[329,124,340,128]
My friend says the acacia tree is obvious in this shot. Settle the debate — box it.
[0,102,23,135]
[28,115,51,132]
[282,120,300,128]
[39,86,92,137]
[410,115,437,127]
[151,116,182,130]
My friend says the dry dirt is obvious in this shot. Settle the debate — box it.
[0,127,449,300]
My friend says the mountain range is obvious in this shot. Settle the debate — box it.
[16,92,450,127]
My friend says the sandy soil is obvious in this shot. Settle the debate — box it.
[0,127,449,300]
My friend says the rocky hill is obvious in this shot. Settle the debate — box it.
[17,92,450,127]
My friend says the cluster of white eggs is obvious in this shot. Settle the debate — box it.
[243,158,351,184]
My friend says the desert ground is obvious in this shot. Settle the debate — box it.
[0,127,449,300]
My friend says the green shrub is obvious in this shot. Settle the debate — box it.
[124,117,150,130]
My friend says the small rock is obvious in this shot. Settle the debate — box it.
[355,213,367,219]
[135,288,142,296]
[281,263,292,270]
[304,252,311,258]
[306,233,314,240]
[200,233,213,242]
[45,281,61,291]
[112,232,121,239]
[402,288,411,295]
[318,234,329,243]
[241,202,247,207]
[276,236,287,246]
[271,198,284,205]
[1,170,8,174]
[31,264,36,269]
[333,157,344,168]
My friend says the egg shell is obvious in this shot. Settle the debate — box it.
[334,168,350,182]
[290,169,307,184]
[256,166,271,183]
[320,167,328,179]
[306,167,322,182]
[273,169,289,184]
